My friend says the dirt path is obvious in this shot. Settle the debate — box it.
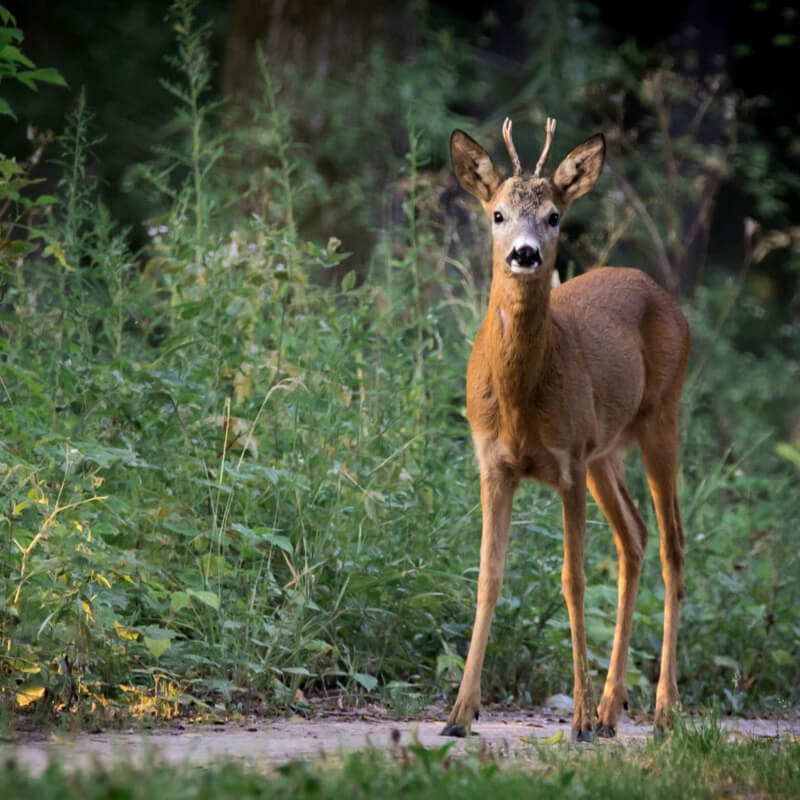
[3,709,797,776]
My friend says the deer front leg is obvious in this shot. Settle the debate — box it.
[441,464,516,737]
[560,466,594,742]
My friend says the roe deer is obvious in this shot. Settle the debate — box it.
[441,117,690,741]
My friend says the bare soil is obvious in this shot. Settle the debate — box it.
[3,707,798,776]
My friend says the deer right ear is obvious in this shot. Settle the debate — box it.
[450,130,502,203]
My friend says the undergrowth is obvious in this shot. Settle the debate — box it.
[0,1,798,724]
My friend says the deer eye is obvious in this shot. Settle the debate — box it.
[548,211,560,228]
[493,211,504,224]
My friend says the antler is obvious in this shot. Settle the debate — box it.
[503,116,558,178]
[502,117,522,177]
[533,116,557,178]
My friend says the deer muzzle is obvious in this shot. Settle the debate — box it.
[506,243,542,274]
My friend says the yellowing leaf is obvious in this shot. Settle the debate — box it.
[538,730,565,745]
[16,683,46,708]
[12,500,30,516]
[209,415,259,457]
[43,241,73,271]
[26,485,47,504]
[233,364,253,404]
[114,621,139,641]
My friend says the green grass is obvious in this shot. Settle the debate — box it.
[2,723,800,799]
[1,0,799,724]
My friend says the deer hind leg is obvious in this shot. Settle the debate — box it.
[441,462,517,737]
[639,410,685,733]
[559,465,595,741]
[587,454,648,738]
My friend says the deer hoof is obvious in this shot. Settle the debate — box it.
[573,728,594,743]
[440,723,467,737]
[596,724,616,738]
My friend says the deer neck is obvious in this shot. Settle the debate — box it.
[486,273,555,406]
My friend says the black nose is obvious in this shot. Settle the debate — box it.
[507,245,542,268]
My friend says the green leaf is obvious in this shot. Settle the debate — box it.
[0,28,21,49]
[352,672,378,691]
[162,519,201,537]
[170,591,191,612]
[341,270,356,292]
[775,442,800,471]
[68,441,150,469]
[713,655,740,671]
[1,45,34,68]
[770,649,793,666]
[0,156,22,176]
[435,653,464,676]
[407,741,454,764]
[0,7,17,25]
[253,528,293,555]
[186,589,220,610]
[17,67,67,86]
[5,239,34,257]
[0,96,16,119]
[142,626,178,639]
[143,636,171,659]
[772,34,795,47]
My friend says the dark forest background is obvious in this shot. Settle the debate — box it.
[6,1,800,291]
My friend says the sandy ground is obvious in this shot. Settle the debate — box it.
[3,707,798,776]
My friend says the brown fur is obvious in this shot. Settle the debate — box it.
[444,122,690,740]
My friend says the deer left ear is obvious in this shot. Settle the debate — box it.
[552,134,605,208]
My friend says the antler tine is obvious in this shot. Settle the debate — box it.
[502,117,522,177]
[533,116,557,178]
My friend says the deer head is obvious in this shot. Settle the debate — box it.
[450,117,605,286]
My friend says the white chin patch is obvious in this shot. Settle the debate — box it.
[509,262,539,275]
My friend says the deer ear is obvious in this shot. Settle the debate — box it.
[552,134,605,208]
[450,130,502,203]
